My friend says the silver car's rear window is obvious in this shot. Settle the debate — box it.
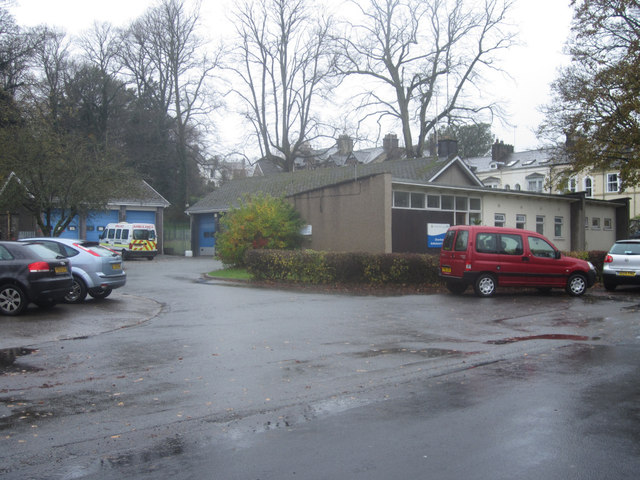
[610,242,640,255]
[81,245,119,257]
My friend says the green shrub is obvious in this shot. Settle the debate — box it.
[245,250,441,286]
[215,193,304,266]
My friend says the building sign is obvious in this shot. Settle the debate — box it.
[427,223,450,248]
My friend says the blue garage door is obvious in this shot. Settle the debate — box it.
[126,210,156,224]
[87,210,119,242]
[198,214,216,255]
[46,210,79,239]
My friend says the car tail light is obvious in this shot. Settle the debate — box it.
[465,263,472,271]
[73,243,101,257]
[28,261,50,272]
[604,254,613,263]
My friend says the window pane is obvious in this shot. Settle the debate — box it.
[454,230,468,251]
[469,198,481,211]
[441,195,454,210]
[393,191,409,207]
[536,215,544,235]
[554,216,563,237]
[528,236,556,258]
[427,195,440,209]
[477,233,498,253]
[499,234,523,255]
[411,192,425,209]
[455,196,468,211]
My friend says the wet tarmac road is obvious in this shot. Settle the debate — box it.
[1,256,639,479]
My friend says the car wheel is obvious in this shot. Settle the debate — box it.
[566,273,587,296]
[121,250,128,261]
[0,284,28,316]
[446,280,467,295]
[603,280,617,292]
[146,256,154,261]
[65,276,88,303]
[88,287,112,299]
[474,273,496,297]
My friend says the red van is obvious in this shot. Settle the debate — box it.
[439,225,596,297]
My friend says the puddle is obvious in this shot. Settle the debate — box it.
[486,334,590,345]
[0,347,36,366]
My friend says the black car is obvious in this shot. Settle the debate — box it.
[0,241,73,315]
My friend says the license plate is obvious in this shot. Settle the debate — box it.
[112,263,121,270]
[55,266,68,274]
[617,271,636,277]
[441,266,452,273]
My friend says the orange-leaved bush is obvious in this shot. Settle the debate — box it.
[215,193,305,266]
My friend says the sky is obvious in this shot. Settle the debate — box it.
[7,0,574,153]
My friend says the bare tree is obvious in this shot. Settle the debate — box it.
[0,7,43,97]
[120,0,221,209]
[229,0,337,172]
[337,0,514,158]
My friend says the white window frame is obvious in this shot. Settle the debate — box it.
[554,216,563,238]
[494,213,506,227]
[606,173,620,193]
[584,176,594,197]
[536,215,544,235]
[516,214,526,229]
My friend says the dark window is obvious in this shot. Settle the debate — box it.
[528,236,556,258]
[442,230,456,251]
[454,230,468,251]
[499,234,523,255]
[476,233,498,253]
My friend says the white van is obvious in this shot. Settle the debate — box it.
[99,222,158,260]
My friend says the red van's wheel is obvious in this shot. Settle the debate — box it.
[474,274,496,297]
[566,273,587,296]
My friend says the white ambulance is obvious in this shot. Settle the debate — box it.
[99,222,158,260]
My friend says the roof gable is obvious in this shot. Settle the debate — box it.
[428,157,484,187]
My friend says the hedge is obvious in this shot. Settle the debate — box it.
[245,249,441,285]
[245,249,608,286]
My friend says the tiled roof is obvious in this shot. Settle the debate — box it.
[465,147,567,173]
[108,180,170,207]
[187,157,447,213]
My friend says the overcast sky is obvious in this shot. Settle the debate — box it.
[8,0,574,153]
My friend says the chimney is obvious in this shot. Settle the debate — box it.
[383,133,399,153]
[491,140,514,162]
[438,138,458,158]
[337,134,353,155]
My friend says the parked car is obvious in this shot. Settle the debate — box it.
[0,241,72,315]
[21,238,126,303]
[439,225,597,297]
[602,239,640,291]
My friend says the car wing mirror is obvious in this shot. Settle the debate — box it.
[555,250,562,259]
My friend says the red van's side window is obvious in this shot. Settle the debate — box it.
[499,234,523,255]
[476,233,498,253]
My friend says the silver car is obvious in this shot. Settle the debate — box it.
[602,239,640,291]
[21,238,126,303]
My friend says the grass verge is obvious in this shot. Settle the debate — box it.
[208,267,252,280]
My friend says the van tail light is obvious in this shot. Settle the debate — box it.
[465,263,472,271]
[28,261,50,273]
[604,254,613,263]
